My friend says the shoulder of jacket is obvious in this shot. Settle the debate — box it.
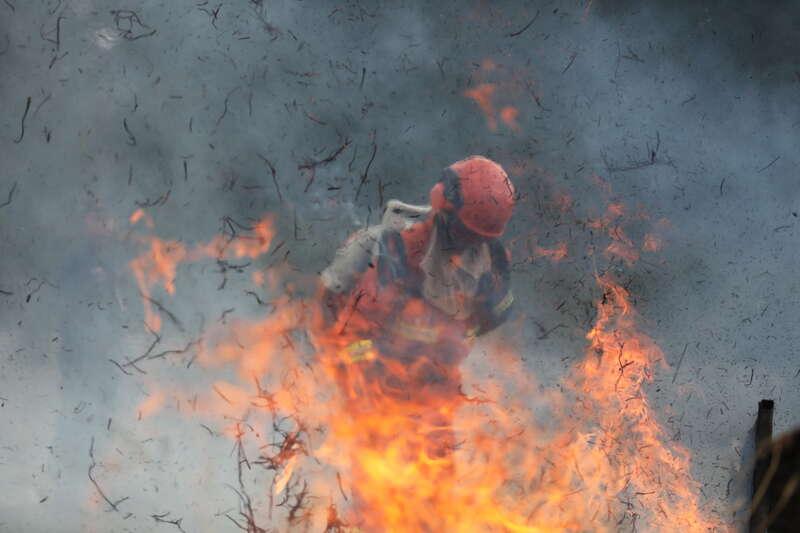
[382,200,432,232]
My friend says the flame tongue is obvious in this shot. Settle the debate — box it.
[124,211,724,532]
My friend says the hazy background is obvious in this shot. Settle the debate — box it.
[1,0,798,531]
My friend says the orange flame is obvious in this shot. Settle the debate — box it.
[464,83,498,131]
[123,209,723,532]
[534,242,568,262]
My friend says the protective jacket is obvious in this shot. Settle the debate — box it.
[321,199,514,393]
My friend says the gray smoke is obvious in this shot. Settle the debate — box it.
[0,1,797,531]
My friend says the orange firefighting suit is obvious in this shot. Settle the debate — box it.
[321,199,514,458]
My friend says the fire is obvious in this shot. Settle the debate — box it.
[534,242,568,262]
[643,233,663,253]
[464,83,498,131]
[119,205,725,532]
[500,106,521,131]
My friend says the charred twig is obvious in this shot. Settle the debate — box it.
[140,292,184,331]
[757,156,780,174]
[525,80,549,111]
[219,307,235,323]
[198,3,223,28]
[257,153,282,202]
[33,92,52,117]
[108,358,133,376]
[337,289,365,335]
[111,9,156,40]
[135,189,171,208]
[251,377,278,414]
[304,111,327,125]
[292,209,305,241]
[213,385,232,404]
[13,97,31,144]
[221,215,255,236]
[25,278,57,303]
[325,504,348,532]
[223,421,268,533]
[620,46,644,63]
[377,179,386,207]
[217,259,251,290]
[123,118,137,146]
[506,9,539,37]
[562,52,577,74]
[40,16,63,50]
[148,338,201,361]
[336,471,349,501]
[88,437,130,513]
[0,181,17,209]
[151,512,186,532]
[532,321,566,340]
[300,137,352,193]
[249,0,281,39]
[671,343,688,383]
[121,325,161,370]
[244,290,269,307]
[215,86,241,131]
[347,145,358,172]
[3,0,14,12]
[354,136,377,201]
[48,51,68,69]
[285,480,311,525]
[602,132,671,173]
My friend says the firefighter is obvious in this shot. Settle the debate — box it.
[320,154,515,456]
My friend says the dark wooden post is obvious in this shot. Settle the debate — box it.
[751,399,774,533]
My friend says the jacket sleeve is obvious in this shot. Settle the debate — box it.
[320,227,381,295]
[470,240,514,336]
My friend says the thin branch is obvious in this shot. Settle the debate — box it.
[257,153,282,202]
[354,136,377,201]
[0,181,17,209]
[299,137,351,193]
[506,9,539,37]
[12,96,31,143]
[151,512,186,533]
[88,437,130,513]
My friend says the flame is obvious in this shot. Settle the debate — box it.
[534,242,568,262]
[464,83,498,131]
[128,211,275,331]
[121,203,725,532]
[643,233,663,252]
[136,390,165,420]
[500,106,520,131]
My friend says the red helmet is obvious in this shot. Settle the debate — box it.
[429,156,515,237]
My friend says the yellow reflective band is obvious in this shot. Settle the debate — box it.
[493,290,514,315]
[340,339,376,363]
[392,321,439,344]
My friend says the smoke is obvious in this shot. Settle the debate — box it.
[0,0,797,530]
